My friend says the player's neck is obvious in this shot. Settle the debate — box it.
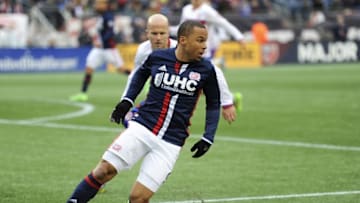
[192,2,203,9]
[192,4,201,9]
[175,48,191,63]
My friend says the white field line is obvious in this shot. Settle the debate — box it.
[158,190,360,203]
[16,100,95,124]
[1,118,360,152]
[2,100,360,202]
[218,136,360,152]
[0,100,360,152]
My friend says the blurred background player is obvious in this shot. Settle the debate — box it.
[123,13,237,124]
[170,0,244,113]
[67,20,221,203]
[171,0,244,59]
[69,0,128,102]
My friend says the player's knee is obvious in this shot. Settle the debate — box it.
[128,182,153,203]
[92,160,117,183]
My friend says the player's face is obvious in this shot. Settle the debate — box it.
[184,27,207,61]
[147,24,169,50]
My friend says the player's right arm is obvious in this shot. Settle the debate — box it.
[121,54,152,104]
[110,53,152,124]
[121,42,149,99]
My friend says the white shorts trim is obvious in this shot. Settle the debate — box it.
[137,172,161,192]
[102,150,130,171]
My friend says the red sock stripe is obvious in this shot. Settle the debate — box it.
[84,175,100,190]
[91,172,102,185]
[152,92,171,135]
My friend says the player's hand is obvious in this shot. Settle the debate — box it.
[191,139,211,158]
[117,68,131,75]
[110,100,132,124]
[222,105,236,123]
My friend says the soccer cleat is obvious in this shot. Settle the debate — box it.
[69,93,88,102]
[233,92,243,113]
[98,184,106,193]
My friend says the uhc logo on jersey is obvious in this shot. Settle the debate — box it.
[154,66,199,96]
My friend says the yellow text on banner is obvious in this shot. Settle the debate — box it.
[107,43,138,72]
[215,42,262,68]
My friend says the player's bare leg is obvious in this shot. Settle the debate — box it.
[128,181,154,203]
[92,159,118,183]
[69,67,93,102]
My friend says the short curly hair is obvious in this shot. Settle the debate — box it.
[177,20,206,41]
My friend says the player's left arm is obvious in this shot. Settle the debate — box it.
[213,65,236,123]
[191,66,221,158]
[213,65,233,106]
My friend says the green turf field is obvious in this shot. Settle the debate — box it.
[1,63,360,203]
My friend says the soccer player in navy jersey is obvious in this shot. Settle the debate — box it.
[66,20,221,203]
[124,13,237,125]
[69,0,128,102]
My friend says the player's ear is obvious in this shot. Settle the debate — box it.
[178,35,187,45]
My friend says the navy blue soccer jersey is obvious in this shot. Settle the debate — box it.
[98,11,116,48]
[123,48,221,147]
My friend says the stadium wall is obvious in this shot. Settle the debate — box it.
[0,47,96,73]
[266,41,360,65]
[0,41,359,73]
[113,41,360,70]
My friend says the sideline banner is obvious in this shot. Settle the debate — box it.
[107,44,138,72]
[262,41,360,64]
[109,42,263,71]
[297,41,359,63]
[0,47,91,73]
[215,42,262,68]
